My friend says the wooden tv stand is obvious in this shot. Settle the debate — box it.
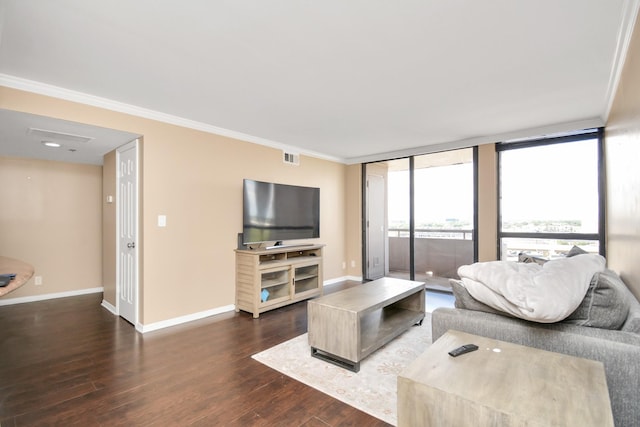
[235,244,324,318]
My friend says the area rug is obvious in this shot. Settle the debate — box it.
[251,313,432,426]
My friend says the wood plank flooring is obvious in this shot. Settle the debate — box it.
[0,281,389,426]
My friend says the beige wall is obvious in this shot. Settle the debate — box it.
[102,150,117,304]
[477,143,498,261]
[0,86,350,325]
[0,156,102,298]
[345,164,362,276]
[605,12,640,299]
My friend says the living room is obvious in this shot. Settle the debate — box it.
[1,2,640,425]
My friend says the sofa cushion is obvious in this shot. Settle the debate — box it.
[620,279,640,334]
[563,269,630,329]
[622,309,640,334]
[452,269,636,331]
[458,254,605,323]
[450,279,509,316]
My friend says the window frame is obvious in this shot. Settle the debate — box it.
[496,128,605,259]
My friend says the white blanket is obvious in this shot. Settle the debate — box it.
[458,254,606,323]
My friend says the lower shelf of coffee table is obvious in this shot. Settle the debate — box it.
[308,277,425,372]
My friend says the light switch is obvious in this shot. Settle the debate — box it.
[158,215,167,227]
[106,195,114,204]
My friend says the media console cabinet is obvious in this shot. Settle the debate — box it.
[235,244,324,318]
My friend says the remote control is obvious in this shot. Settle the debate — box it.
[448,344,479,357]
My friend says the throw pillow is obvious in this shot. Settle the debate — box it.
[564,269,631,329]
[566,245,588,257]
[518,252,548,265]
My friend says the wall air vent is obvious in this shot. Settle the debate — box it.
[28,127,95,144]
[283,151,300,166]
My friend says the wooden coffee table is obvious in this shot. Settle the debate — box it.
[398,330,614,426]
[307,277,425,372]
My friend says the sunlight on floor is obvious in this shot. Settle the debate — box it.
[426,290,455,313]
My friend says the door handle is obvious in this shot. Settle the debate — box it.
[127,242,135,249]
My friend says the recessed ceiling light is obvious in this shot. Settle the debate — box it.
[29,127,94,144]
[42,141,61,148]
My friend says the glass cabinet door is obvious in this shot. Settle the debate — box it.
[293,263,319,296]
[260,267,290,305]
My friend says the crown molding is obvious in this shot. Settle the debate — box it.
[603,0,640,122]
[0,73,345,164]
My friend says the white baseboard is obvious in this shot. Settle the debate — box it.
[101,299,117,314]
[1,277,362,331]
[324,276,362,286]
[135,277,362,333]
[137,304,236,333]
[0,287,103,306]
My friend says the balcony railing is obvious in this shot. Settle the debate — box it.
[388,228,474,281]
[388,228,599,284]
[388,228,473,240]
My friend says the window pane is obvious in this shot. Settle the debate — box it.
[500,139,599,234]
[502,237,600,262]
[368,149,476,287]
[387,159,411,280]
[414,149,474,283]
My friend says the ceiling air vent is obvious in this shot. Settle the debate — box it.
[283,151,300,166]
[28,127,95,144]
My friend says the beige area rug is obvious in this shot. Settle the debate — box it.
[251,313,432,426]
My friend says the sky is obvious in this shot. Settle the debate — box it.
[388,163,473,226]
[499,139,598,231]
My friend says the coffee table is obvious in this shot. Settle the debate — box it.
[398,330,614,426]
[307,277,425,372]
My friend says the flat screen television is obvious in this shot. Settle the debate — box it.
[242,179,320,246]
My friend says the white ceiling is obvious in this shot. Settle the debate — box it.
[0,0,638,165]
[0,109,139,165]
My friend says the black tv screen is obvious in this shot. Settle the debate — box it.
[242,179,320,245]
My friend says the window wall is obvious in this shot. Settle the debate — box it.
[386,158,411,279]
[413,151,475,284]
[497,129,605,260]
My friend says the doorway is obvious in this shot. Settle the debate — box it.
[365,172,386,280]
[116,139,139,325]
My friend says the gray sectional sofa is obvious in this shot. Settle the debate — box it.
[432,271,640,427]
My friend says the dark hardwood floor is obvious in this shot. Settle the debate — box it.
[0,282,389,426]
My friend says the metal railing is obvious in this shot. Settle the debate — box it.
[388,228,599,279]
[388,228,473,240]
[388,228,474,280]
